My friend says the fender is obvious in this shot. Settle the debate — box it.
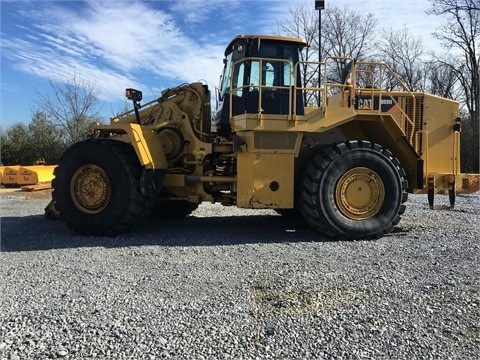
[93,123,168,170]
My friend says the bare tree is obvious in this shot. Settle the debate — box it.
[276,2,319,105]
[427,0,479,172]
[321,7,379,78]
[380,27,426,91]
[276,4,379,105]
[36,73,104,144]
[425,60,459,99]
[317,6,379,104]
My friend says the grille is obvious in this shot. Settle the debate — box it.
[405,96,424,153]
[254,132,297,150]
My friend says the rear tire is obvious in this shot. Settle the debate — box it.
[52,139,149,235]
[298,140,408,240]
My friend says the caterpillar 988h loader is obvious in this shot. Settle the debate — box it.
[46,35,479,239]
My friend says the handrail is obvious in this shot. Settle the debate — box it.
[356,61,417,144]
[294,60,324,108]
[227,56,419,146]
[452,130,460,175]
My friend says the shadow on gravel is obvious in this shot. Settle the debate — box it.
[1,213,322,252]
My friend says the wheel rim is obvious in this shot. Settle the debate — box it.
[70,164,112,214]
[335,167,385,220]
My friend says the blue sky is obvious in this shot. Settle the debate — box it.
[1,0,443,128]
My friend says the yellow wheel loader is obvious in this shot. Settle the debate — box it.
[46,35,479,239]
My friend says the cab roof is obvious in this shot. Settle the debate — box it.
[224,34,307,56]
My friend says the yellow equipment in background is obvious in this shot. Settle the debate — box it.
[2,166,21,187]
[17,166,57,186]
[1,165,56,188]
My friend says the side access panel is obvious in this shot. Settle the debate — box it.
[421,94,461,175]
[237,152,294,208]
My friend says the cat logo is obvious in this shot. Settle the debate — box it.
[357,96,396,112]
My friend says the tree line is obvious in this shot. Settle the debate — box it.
[1,75,104,166]
[1,0,478,171]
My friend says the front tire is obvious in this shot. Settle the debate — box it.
[52,139,149,235]
[298,140,408,240]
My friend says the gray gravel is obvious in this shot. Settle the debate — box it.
[0,190,479,359]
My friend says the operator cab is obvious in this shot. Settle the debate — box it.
[214,35,307,136]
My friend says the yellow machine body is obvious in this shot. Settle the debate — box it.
[49,35,479,238]
[88,36,478,210]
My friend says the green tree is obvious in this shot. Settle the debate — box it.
[28,111,66,164]
[0,111,67,165]
[0,123,31,165]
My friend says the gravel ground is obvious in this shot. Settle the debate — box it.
[0,190,479,359]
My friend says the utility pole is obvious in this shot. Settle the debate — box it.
[315,1,325,106]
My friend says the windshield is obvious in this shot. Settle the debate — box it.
[218,44,246,99]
